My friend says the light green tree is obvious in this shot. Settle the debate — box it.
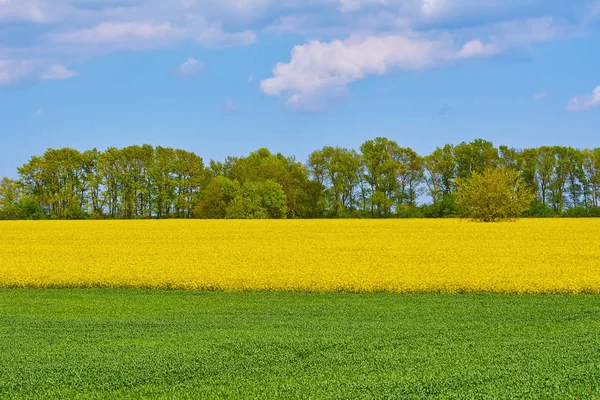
[456,167,535,222]
[226,180,287,219]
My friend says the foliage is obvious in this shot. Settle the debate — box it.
[215,148,306,218]
[195,176,240,219]
[456,167,535,222]
[395,204,424,218]
[420,194,457,218]
[563,206,592,218]
[225,180,287,219]
[525,201,557,218]
[2,220,600,293]
[2,140,600,219]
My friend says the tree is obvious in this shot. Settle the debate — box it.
[307,146,361,217]
[360,137,399,218]
[582,148,600,207]
[454,139,499,180]
[520,148,539,201]
[536,146,555,207]
[0,177,21,219]
[4,141,600,220]
[456,167,535,222]
[392,146,423,208]
[195,176,240,219]
[219,148,308,218]
[423,144,456,205]
[226,180,287,219]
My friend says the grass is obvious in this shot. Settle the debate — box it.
[0,289,599,399]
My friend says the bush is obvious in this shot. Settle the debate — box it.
[563,206,591,218]
[396,205,424,219]
[226,180,287,219]
[12,197,47,220]
[65,207,89,220]
[589,207,600,217]
[525,201,556,218]
[456,167,535,222]
[421,194,457,218]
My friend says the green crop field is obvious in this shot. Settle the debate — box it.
[1,289,599,399]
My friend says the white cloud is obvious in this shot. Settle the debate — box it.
[35,109,42,117]
[0,0,46,22]
[260,34,498,110]
[456,39,498,58]
[223,99,236,113]
[262,35,436,94]
[567,86,600,111]
[261,15,565,111]
[177,58,205,76]
[533,90,550,101]
[40,64,78,80]
[196,25,256,48]
[0,59,35,86]
[50,22,179,46]
[0,0,593,91]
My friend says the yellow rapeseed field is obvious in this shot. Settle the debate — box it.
[0,219,599,293]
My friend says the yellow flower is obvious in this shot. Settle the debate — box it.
[1,219,599,293]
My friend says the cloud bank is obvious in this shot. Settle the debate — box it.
[0,0,598,113]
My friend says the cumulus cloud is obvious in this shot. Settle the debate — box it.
[261,15,565,111]
[262,35,435,92]
[456,39,498,58]
[567,86,600,111]
[0,0,595,91]
[533,90,550,101]
[40,64,78,80]
[177,58,205,76]
[260,34,500,110]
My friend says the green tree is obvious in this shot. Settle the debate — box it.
[392,146,423,208]
[0,177,20,219]
[582,148,600,207]
[456,167,535,222]
[226,180,287,219]
[520,148,539,202]
[423,144,456,203]
[18,148,86,219]
[454,139,499,180]
[360,137,399,218]
[307,146,361,217]
[195,176,240,219]
[220,148,307,218]
[536,146,555,207]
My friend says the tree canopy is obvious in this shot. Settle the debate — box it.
[1,139,599,220]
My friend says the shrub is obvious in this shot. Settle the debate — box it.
[456,167,535,222]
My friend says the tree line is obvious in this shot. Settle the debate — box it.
[1,138,599,220]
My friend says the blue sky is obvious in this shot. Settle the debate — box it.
[1,0,599,178]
